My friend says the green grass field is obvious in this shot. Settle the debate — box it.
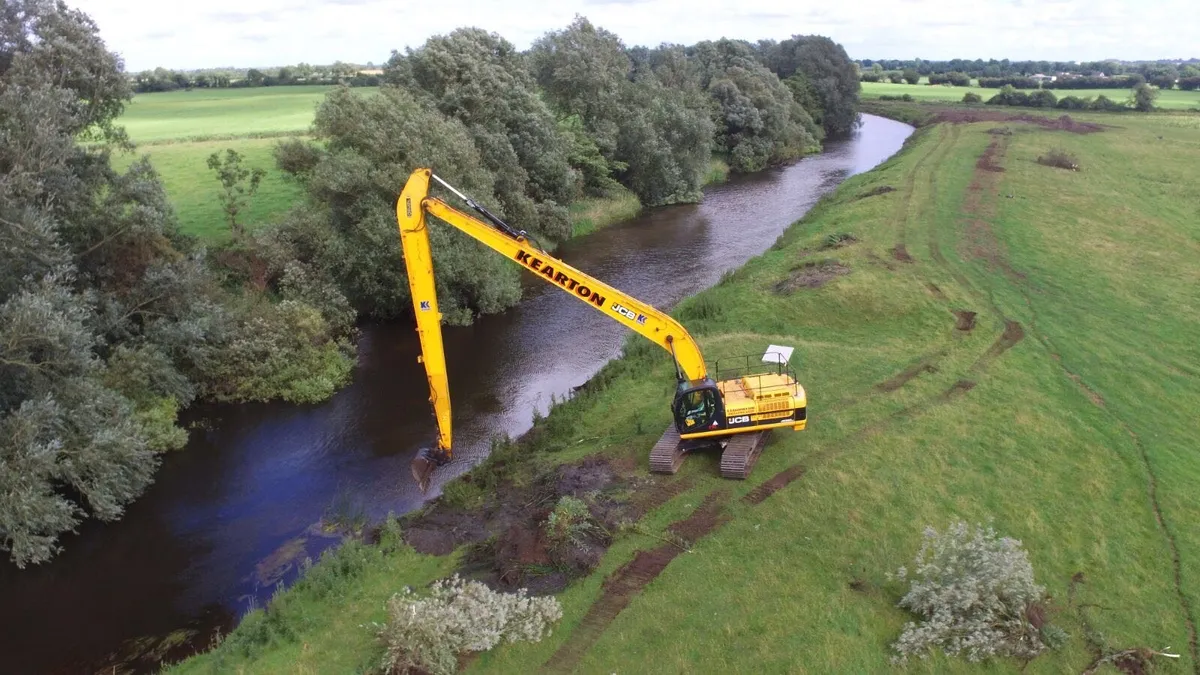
[120,85,356,143]
[171,108,1200,673]
[863,80,1200,110]
[115,86,648,242]
[112,86,357,241]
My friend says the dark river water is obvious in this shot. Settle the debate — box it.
[0,114,912,674]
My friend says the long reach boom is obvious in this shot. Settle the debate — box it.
[397,168,711,490]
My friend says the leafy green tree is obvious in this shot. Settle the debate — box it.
[688,39,817,172]
[1131,82,1157,112]
[272,85,522,323]
[530,17,713,205]
[207,149,266,239]
[903,68,921,84]
[387,28,575,239]
[759,35,861,137]
[0,0,354,566]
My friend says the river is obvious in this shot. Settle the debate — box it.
[0,114,912,674]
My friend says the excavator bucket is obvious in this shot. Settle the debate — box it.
[411,450,438,493]
[411,446,451,493]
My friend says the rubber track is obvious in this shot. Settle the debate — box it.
[719,431,768,479]
[648,425,684,474]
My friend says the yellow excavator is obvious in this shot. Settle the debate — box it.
[396,168,807,491]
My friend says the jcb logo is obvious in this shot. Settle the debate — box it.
[611,303,647,325]
[728,415,751,425]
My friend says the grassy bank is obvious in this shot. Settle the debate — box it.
[171,109,1200,673]
[862,80,1200,110]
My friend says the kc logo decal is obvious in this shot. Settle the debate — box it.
[419,301,431,311]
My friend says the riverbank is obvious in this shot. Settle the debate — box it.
[170,110,1200,673]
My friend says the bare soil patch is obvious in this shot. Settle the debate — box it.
[932,110,1105,134]
[877,361,939,393]
[976,138,1006,172]
[953,309,977,332]
[890,244,914,263]
[405,456,654,594]
[856,185,896,200]
[742,466,806,505]
[774,260,850,293]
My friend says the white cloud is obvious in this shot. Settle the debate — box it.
[72,0,1199,71]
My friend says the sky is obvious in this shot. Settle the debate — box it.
[75,0,1200,72]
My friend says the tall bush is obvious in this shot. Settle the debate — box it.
[891,522,1054,663]
[375,576,563,675]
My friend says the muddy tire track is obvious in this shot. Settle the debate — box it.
[893,126,949,255]
[876,355,942,393]
[541,491,730,673]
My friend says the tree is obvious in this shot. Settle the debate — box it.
[0,0,354,566]
[246,68,264,86]
[903,68,920,84]
[207,149,266,239]
[962,91,982,104]
[888,72,904,84]
[1131,82,1157,112]
[388,28,576,239]
[758,35,861,137]
[688,39,817,172]
[529,17,713,205]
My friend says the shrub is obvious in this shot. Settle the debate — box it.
[1089,94,1128,112]
[987,85,1029,107]
[962,92,982,104]
[888,72,905,84]
[1055,95,1089,110]
[878,94,914,102]
[860,72,881,82]
[375,576,563,675]
[1037,148,1080,171]
[891,522,1053,664]
[929,72,970,86]
[1027,89,1058,108]
[902,68,920,84]
[544,495,597,549]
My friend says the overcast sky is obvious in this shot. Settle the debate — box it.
[75,0,1198,72]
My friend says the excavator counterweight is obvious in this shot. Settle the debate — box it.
[395,168,807,491]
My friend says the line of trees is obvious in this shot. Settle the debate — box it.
[258,20,860,325]
[860,58,1200,82]
[130,62,378,93]
[979,83,1157,112]
[0,0,356,567]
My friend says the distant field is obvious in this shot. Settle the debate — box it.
[112,138,305,242]
[120,85,364,143]
[862,81,1200,110]
[114,86,367,239]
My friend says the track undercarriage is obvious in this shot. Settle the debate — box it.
[648,425,769,479]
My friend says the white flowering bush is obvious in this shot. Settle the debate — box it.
[891,522,1050,663]
[375,575,563,674]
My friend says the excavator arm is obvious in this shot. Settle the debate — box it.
[397,167,709,490]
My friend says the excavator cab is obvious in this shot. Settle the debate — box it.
[672,380,724,434]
